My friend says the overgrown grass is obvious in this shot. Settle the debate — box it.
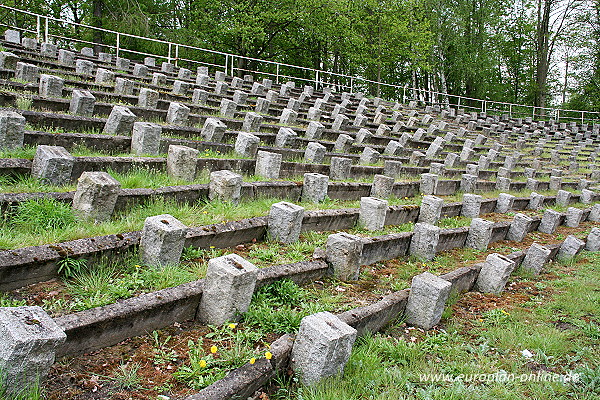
[280,252,600,400]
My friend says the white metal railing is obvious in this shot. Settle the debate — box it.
[1,4,599,125]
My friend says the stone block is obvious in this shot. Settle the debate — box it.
[69,89,95,117]
[255,98,271,114]
[384,140,402,156]
[0,306,66,394]
[475,253,516,294]
[161,62,174,73]
[334,134,354,153]
[0,110,25,150]
[58,49,75,66]
[306,121,325,140]
[268,201,304,243]
[255,150,282,179]
[520,243,551,275]
[304,142,326,164]
[585,227,600,251]
[131,122,162,155]
[507,213,534,242]
[201,118,227,142]
[95,68,115,85]
[460,174,478,193]
[209,170,243,203]
[31,145,74,186]
[75,59,94,75]
[220,98,237,118]
[528,192,545,210]
[0,51,18,69]
[80,47,94,57]
[359,147,380,165]
[332,114,349,131]
[275,127,297,148]
[549,176,562,191]
[140,214,188,267]
[581,189,594,204]
[167,145,198,181]
[280,108,298,125]
[198,254,258,325]
[444,153,459,168]
[557,235,585,259]
[4,29,21,44]
[555,190,571,207]
[405,272,452,329]
[459,192,485,219]
[242,112,263,132]
[116,57,130,70]
[115,77,134,95]
[177,67,192,80]
[589,204,600,222]
[538,209,562,234]
[103,106,137,135]
[565,207,584,227]
[330,157,352,180]
[138,88,159,109]
[302,173,329,203]
[291,312,357,386]
[144,57,156,67]
[172,80,191,96]
[152,73,167,86]
[196,74,210,86]
[496,177,511,191]
[420,173,439,195]
[192,89,210,105]
[233,90,248,105]
[466,218,494,250]
[409,222,440,260]
[358,197,388,231]
[15,62,39,83]
[326,233,364,281]
[166,102,190,125]
[356,128,372,144]
[371,174,394,198]
[133,63,148,78]
[418,195,444,224]
[234,132,260,157]
[72,171,121,223]
[495,193,515,213]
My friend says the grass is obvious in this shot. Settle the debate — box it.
[276,251,600,400]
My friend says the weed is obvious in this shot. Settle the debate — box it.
[0,293,26,307]
[109,362,142,389]
[56,257,87,278]
[12,197,76,233]
[15,96,33,110]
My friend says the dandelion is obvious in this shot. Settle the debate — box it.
[249,358,256,365]
[203,211,208,214]
[135,264,141,268]
[199,359,207,368]
[209,246,215,249]
[228,323,237,329]
[265,351,272,360]
[210,345,218,354]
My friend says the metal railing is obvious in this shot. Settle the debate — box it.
[1,4,598,126]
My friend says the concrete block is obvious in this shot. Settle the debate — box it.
[4,29,21,44]
[585,227,600,251]
[115,77,134,95]
[138,88,159,109]
[75,59,94,75]
[0,51,18,69]
[330,157,352,180]
[359,147,380,165]
[460,174,478,193]
[371,174,394,198]
[275,127,297,147]
[242,112,263,132]
[0,306,66,394]
[556,190,571,207]
[418,195,444,224]
[306,121,325,140]
[58,49,75,66]
[69,89,95,117]
[304,142,326,164]
[495,193,515,213]
[565,207,584,227]
[280,108,298,125]
[420,173,438,195]
[557,235,585,259]
[461,193,482,218]
[234,132,260,157]
[528,192,545,210]
[166,102,190,125]
[220,98,237,118]
[202,118,227,142]
[538,209,562,234]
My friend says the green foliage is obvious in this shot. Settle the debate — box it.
[11,197,77,233]
[109,362,142,390]
[0,293,26,307]
[56,257,87,278]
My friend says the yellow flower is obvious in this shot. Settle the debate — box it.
[265,351,272,360]
[228,323,237,329]
[210,345,218,354]
[199,359,207,368]
[209,246,215,249]
[135,265,141,268]
[249,358,256,365]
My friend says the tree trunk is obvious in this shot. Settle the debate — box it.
[535,0,552,111]
[92,0,104,55]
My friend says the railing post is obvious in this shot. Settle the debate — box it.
[403,86,406,104]
[36,15,41,41]
[350,77,354,93]
[509,104,512,118]
[168,43,172,63]
[315,70,318,88]
[276,64,280,84]
[175,45,179,67]
[224,54,228,74]
[116,33,120,58]
[582,111,585,124]
[44,17,49,43]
